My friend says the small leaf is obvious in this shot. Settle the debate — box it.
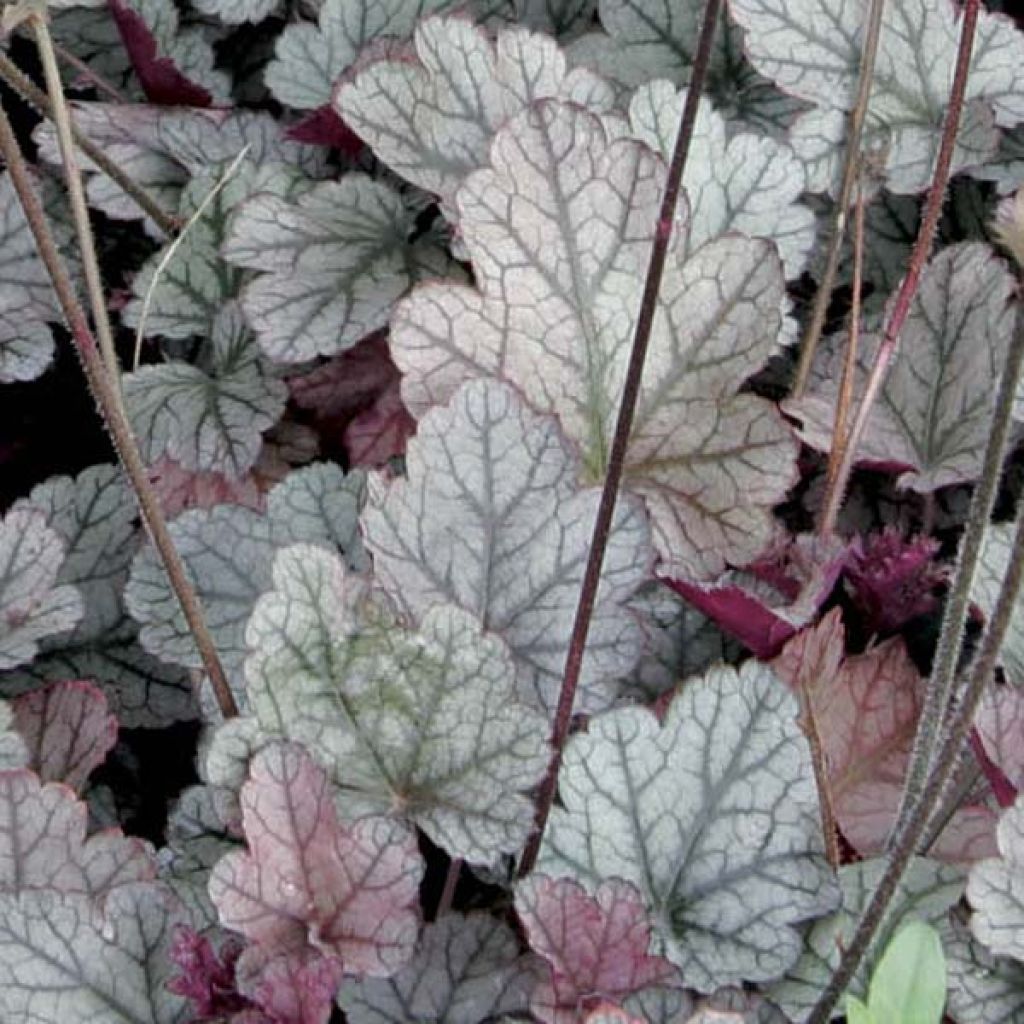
[862,920,946,1024]
[11,680,116,791]
[942,917,1024,1024]
[972,524,1024,687]
[968,796,1024,963]
[209,742,423,976]
[0,506,83,672]
[124,304,287,478]
[786,244,1018,492]
[515,875,685,1024]
[246,545,549,863]
[338,913,542,1024]
[537,660,838,990]
[362,380,652,712]
[191,0,279,25]
[167,926,253,1019]
[391,99,796,578]
[222,175,454,363]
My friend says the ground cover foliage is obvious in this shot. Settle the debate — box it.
[1,0,1024,1020]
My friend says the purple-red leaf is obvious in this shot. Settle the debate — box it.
[516,875,682,1024]
[168,925,255,1020]
[11,680,117,792]
[286,107,364,156]
[344,380,415,467]
[209,742,422,977]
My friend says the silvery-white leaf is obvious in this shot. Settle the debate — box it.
[362,380,651,713]
[338,15,618,210]
[124,304,287,476]
[971,124,1024,194]
[972,524,1024,687]
[392,99,796,578]
[222,175,453,362]
[629,80,815,277]
[245,545,549,864]
[537,660,838,991]
[767,857,964,1022]
[50,7,139,100]
[200,715,272,791]
[943,916,1024,1024]
[0,701,28,771]
[968,796,1024,963]
[338,913,542,1024]
[192,0,279,25]
[786,243,1017,493]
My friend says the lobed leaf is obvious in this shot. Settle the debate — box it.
[246,544,549,863]
[362,380,652,713]
[968,796,1024,963]
[391,99,796,578]
[537,660,838,990]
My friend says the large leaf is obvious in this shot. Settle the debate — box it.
[338,913,542,1024]
[391,99,796,579]
[536,660,838,991]
[0,506,83,672]
[245,544,549,863]
[785,244,1018,493]
[972,523,1024,687]
[766,857,964,1022]
[629,80,815,278]
[124,304,287,477]
[515,875,686,1024]
[337,15,618,209]
[0,883,191,1023]
[968,796,1024,963]
[209,742,422,975]
[729,0,1024,193]
[222,176,454,362]
[363,380,651,713]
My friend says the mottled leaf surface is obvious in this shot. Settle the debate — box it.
[786,244,1017,492]
[363,380,651,712]
[246,545,549,862]
[223,176,453,362]
[973,524,1024,686]
[516,875,684,1024]
[730,0,1024,192]
[392,99,795,578]
[968,797,1024,963]
[767,858,964,1021]
[0,507,83,672]
[338,15,617,208]
[11,681,116,792]
[537,660,837,990]
[124,305,287,477]
[338,913,541,1024]
[209,743,422,975]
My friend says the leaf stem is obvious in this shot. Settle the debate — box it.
[0,50,178,235]
[0,97,238,720]
[435,857,461,920]
[791,0,886,399]
[807,491,1024,1023]
[820,0,980,534]
[516,0,724,878]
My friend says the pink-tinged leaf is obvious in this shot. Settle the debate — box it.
[236,945,345,1024]
[344,380,415,467]
[583,1004,646,1024]
[974,682,1024,800]
[773,613,997,862]
[286,107,364,156]
[108,0,214,106]
[288,331,396,420]
[665,534,846,659]
[516,875,682,1024]
[0,769,156,896]
[148,455,266,518]
[844,529,945,635]
[168,925,256,1020]
[11,680,117,792]
[209,743,422,976]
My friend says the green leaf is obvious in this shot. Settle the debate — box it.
[866,920,947,1024]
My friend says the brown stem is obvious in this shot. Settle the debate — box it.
[791,0,887,398]
[50,37,129,102]
[797,682,842,868]
[0,51,178,235]
[516,0,724,878]
[0,98,238,720]
[435,857,462,920]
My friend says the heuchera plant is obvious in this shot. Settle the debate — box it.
[2,0,1024,1020]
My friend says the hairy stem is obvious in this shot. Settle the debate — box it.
[807,497,1024,1023]
[0,98,238,720]
[0,51,178,235]
[791,0,886,398]
[516,0,724,878]
[823,0,980,530]
[893,299,1024,845]
[31,12,123,387]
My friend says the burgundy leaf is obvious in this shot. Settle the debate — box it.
[288,331,396,420]
[11,680,117,792]
[344,380,415,467]
[286,107,364,156]
[237,945,345,1024]
[516,875,682,1024]
[168,925,256,1020]
[148,455,266,517]
[109,0,214,106]
[974,682,1024,803]
[209,742,422,977]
